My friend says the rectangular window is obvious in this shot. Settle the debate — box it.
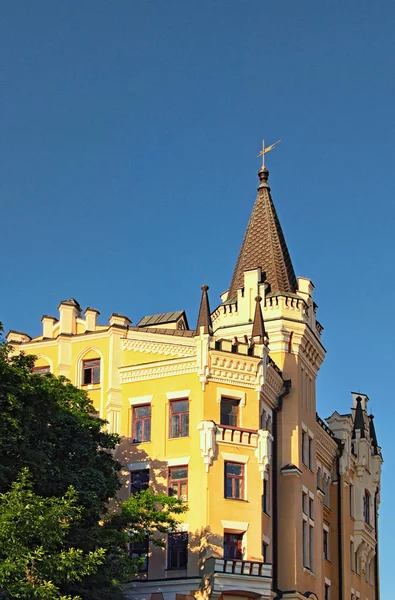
[262,476,269,514]
[302,492,308,515]
[130,470,149,495]
[324,584,330,600]
[220,397,240,427]
[130,537,149,572]
[262,541,268,562]
[309,497,314,520]
[224,462,244,499]
[308,437,313,470]
[224,533,243,559]
[349,483,354,517]
[83,359,100,385]
[132,405,151,442]
[167,533,188,570]
[302,431,307,465]
[303,520,309,568]
[309,524,314,571]
[323,529,329,560]
[169,399,189,438]
[33,365,50,375]
[363,491,371,524]
[168,466,188,500]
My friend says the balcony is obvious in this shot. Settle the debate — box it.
[216,424,258,447]
[202,557,272,597]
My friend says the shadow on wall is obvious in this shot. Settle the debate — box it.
[113,439,225,589]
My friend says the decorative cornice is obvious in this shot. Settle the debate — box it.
[316,425,339,469]
[208,351,260,388]
[120,357,196,383]
[122,338,196,358]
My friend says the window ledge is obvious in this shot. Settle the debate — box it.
[224,498,249,503]
[262,510,271,518]
[303,567,316,577]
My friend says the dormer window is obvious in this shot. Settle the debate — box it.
[83,359,100,385]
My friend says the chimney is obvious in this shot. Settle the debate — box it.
[41,315,57,339]
[6,330,31,344]
[109,313,132,329]
[58,298,81,335]
[85,307,100,332]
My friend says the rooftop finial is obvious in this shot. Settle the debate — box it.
[251,295,267,345]
[257,139,281,169]
[195,284,213,336]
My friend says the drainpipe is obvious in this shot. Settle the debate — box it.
[374,491,380,600]
[272,380,291,596]
[336,450,343,600]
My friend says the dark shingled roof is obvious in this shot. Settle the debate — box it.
[137,311,188,329]
[353,396,365,438]
[195,284,213,336]
[227,168,297,301]
[251,295,266,343]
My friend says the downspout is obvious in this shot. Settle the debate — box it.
[336,449,343,600]
[272,379,291,596]
[374,491,380,600]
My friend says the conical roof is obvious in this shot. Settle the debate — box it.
[227,168,297,301]
[251,295,266,343]
[195,284,213,336]
[353,396,365,438]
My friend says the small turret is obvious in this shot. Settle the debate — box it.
[195,284,213,336]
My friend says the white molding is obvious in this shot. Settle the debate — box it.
[120,357,196,383]
[262,534,270,544]
[323,523,329,532]
[221,520,249,531]
[127,461,150,471]
[122,337,196,357]
[167,456,191,466]
[128,394,153,406]
[166,390,191,400]
[216,386,246,406]
[221,452,249,464]
[325,577,331,585]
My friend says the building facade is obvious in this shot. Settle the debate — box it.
[7,163,382,600]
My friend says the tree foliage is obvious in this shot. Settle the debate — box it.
[0,327,187,599]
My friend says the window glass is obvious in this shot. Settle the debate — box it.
[220,398,240,427]
[224,462,244,499]
[33,365,50,375]
[83,359,100,385]
[167,533,188,570]
[170,400,189,438]
[133,405,151,442]
[224,533,243,559]
[130,470,149,494]
[169,467,188,500]
[130,537,149,572]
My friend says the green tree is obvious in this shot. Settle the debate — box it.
[0,469,104,600]
[0,328,187,599]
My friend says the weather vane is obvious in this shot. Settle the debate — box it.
[257,139,281,169]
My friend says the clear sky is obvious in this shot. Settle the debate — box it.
[1,1,394,594]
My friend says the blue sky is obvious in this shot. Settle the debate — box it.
[1,0,394,593]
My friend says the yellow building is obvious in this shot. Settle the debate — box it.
[7,163,382,600]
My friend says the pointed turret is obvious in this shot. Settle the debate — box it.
[195,284,213,336]
[227,167,297,301]
[369,415,379,454]
[353,396,365,438]
[251,295,266,344]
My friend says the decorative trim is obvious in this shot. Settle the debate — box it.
[167,456,191,466]
[216,386,246,406]
[198,421,217,471]
[122,338,196,358]
[166,390,191,400]
[221,452,249,464]
[281,464,302,477]
[120,357,196,383]
[127,461,150,471]
[128,394,153,406]
[221,520,249,531]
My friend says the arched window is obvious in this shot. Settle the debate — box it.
[32,356,52,375]
[364,490,371,524]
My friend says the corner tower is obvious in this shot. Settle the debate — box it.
[213,162,326,597]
